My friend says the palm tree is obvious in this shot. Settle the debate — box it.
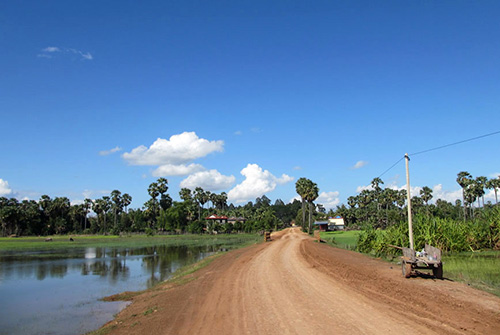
[457,171,472,220]
[295,178,310,231]
[475,176,487,207]
[111,190,122,229]
[122,193,132,213]
[101,196,111,233]
[420,186,433,205]
[219,192,228,212]
[419,186,433,217]
[347,196,357,208]
[486,178,499,205]
[194,187,208,220]
[371,177,384,192]
[210,192,218,210]
[156,178,170,211]
[304,181,319,234]
[83,198,92,231]
[371,177,384,215]
[93,197,110,233]
[179,188,192,202]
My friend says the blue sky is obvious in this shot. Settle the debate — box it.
[1,1,499,209]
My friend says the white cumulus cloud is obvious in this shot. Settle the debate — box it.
[153,163,205,177]
[123,132,224,166]
[356,184,374,193]
[227,164,294,203]
[431,184,462,203]
[0,179,13,196]
[317,191,340,210]
[180,170,235,191]
[357,182,465,204]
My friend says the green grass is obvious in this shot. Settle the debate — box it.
[320,230,360,250]
[442,251,500,297]
[0,233,261,251]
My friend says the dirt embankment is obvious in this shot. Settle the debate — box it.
[100,228,500,335]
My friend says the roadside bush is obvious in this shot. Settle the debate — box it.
[356,226,377,253]
[356,208,500,254]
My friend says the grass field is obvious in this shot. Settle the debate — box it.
[320,230,360,250]
[443,251,500,297]
[0,233,261,252]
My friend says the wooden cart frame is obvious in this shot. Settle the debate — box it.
[401,244,443,279]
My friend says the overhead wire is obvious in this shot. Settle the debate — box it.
[376,130,500,178]
[409,130,500,157]
[378,157,404,178]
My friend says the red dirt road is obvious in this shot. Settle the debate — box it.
[104,228,500,334]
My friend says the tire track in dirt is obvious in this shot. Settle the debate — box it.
[104,228,500,335]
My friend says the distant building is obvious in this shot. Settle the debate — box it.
[328,216,345,231]
[314,221,329,231]
[205,214,228,224]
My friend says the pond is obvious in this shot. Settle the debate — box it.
[0,244,226,335]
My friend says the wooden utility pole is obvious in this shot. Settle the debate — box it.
[405,153,414,250]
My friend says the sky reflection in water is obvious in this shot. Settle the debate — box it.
[0,244,221,335]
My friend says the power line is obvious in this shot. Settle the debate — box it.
[377,129,500,178]
[410,130,500,156]
[378,156,404,178]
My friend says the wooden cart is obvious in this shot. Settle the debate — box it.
[401,244,443,279]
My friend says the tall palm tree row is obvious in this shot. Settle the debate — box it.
[304,181,319,234]
[295,178,310,231]
[295,178,319,234]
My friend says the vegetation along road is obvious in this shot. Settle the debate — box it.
[100,228,500,335]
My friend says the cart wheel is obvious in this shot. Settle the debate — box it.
[433,264,443,279]
[402,261,412,278]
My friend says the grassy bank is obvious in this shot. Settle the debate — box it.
[320,230,360,250]
[443,251,500,297]
[0,233,261,252]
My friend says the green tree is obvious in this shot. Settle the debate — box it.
[0,197,22,236]
[371,177,384,214]
[486,178,499,205]
[111,190,123,230]
[122,193,132,213]
[457,171,472,220]
[295,178,311,232]
[179,188,192,202]
[94,196,111,233]
[304,181,319,234]
[194,187,209,219]
[83,198,93,231]
[420,186,433,206]
[475,176,487,208]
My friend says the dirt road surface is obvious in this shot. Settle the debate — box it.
[104,228,500,334]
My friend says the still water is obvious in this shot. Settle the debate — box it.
[0,244,223,335]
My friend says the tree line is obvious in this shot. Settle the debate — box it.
[0,178,301,236]
[351,172,500,254]
[331,173,499,230]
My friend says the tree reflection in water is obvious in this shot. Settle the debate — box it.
[0,244,222,284]
[0,242,230,335]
